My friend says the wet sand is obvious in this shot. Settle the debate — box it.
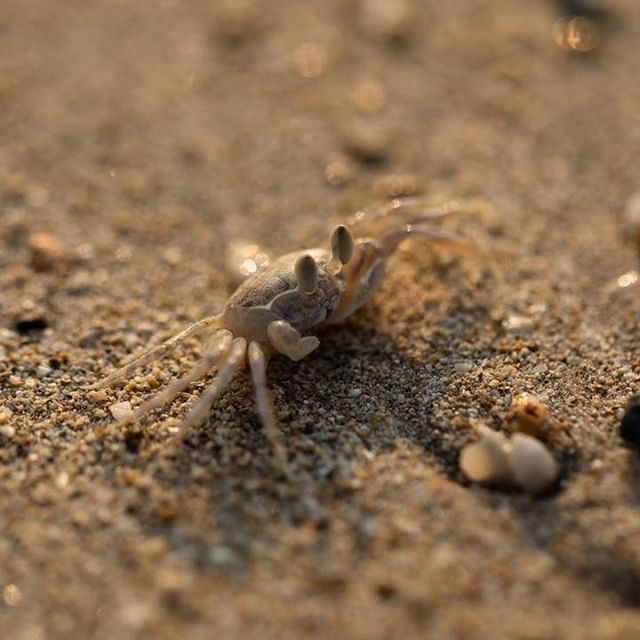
[1,1,640,638]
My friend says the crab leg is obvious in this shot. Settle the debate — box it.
[248,341,288,469]
[110,330,233,428]
[88,314,222,389]
[349,197,489,236]
[172,337,247,442]
[381,225,474,258]
[384,197,489,222]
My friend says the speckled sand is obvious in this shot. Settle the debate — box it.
[1,1,640,638]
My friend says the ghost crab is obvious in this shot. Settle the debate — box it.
[90,198,483,466]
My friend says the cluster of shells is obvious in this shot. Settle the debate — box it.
[460,393,560,495]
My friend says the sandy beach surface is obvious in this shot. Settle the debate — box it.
[1,1,640,638]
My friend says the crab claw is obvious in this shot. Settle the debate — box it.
[268,320,319,361]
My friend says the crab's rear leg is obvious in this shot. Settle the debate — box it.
[349,197,490,236]
[171,337,247,442]
[88,314,223,389]
[381,225,476,258]
[110,329,233,429]
[248,341,289,471]
[382,196,490,219]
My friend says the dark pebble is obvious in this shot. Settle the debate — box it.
[14,317,49,335]
[620,396,640,447]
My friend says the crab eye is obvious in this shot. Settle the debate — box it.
[295,254,318,293]
[330,224,354,265]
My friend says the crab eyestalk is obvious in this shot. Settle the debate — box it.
[295,254,319,293]
[327,224,354,275]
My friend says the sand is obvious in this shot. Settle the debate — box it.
[1,1,640,638]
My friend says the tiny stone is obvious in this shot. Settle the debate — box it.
[372,173,418,198]
[324,159,354,187]
[2,584,23,607]
[55,472,69,489]
[620,395,640,447]
[343,122,389,163]
[453,360,474,374]
[89,389,108,403]
[507,392,552,438]
[360,0,413,42]
[28,232,80,272]
[0,425,15,438]
[209,546,237,568]
[502,313,535,333]
[509,433,559,495]
[0,407,13,424]
[294,42,327,79]
[110,401,133,421]
[459,426,512,485]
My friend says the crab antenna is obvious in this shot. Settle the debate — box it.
[330,225,354,266]
[295,254,319,293]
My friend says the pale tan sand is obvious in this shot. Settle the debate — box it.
[1,1,640,638]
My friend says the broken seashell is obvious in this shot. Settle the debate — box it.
[459,426,512,485]
[508,433,559,495]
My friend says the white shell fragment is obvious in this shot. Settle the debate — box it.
[109,401,133,421]
[508,433,559,496]
[460,427,559,495]
[459,427,512,485]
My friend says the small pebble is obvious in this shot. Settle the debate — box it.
[324,159,355,187]
[359,0,414,43]
[213,0,263,47]
[294,42,327,79]
[620,395,640,447]
[0,425,16,439]
[553,16,601,53]
[109,401,133,421]
[343,122,389,163]
[372,173,417,199]
[28,232,80,273]
[507,392,552,438]
[88,389,108,403]
[502,313,535,333]
[460,427,559,495]
[0,406,13,425]
[508,433,559,495]
[459,426,512,485]
[2,584,23,607]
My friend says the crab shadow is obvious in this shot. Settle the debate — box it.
[141,294,498,573]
